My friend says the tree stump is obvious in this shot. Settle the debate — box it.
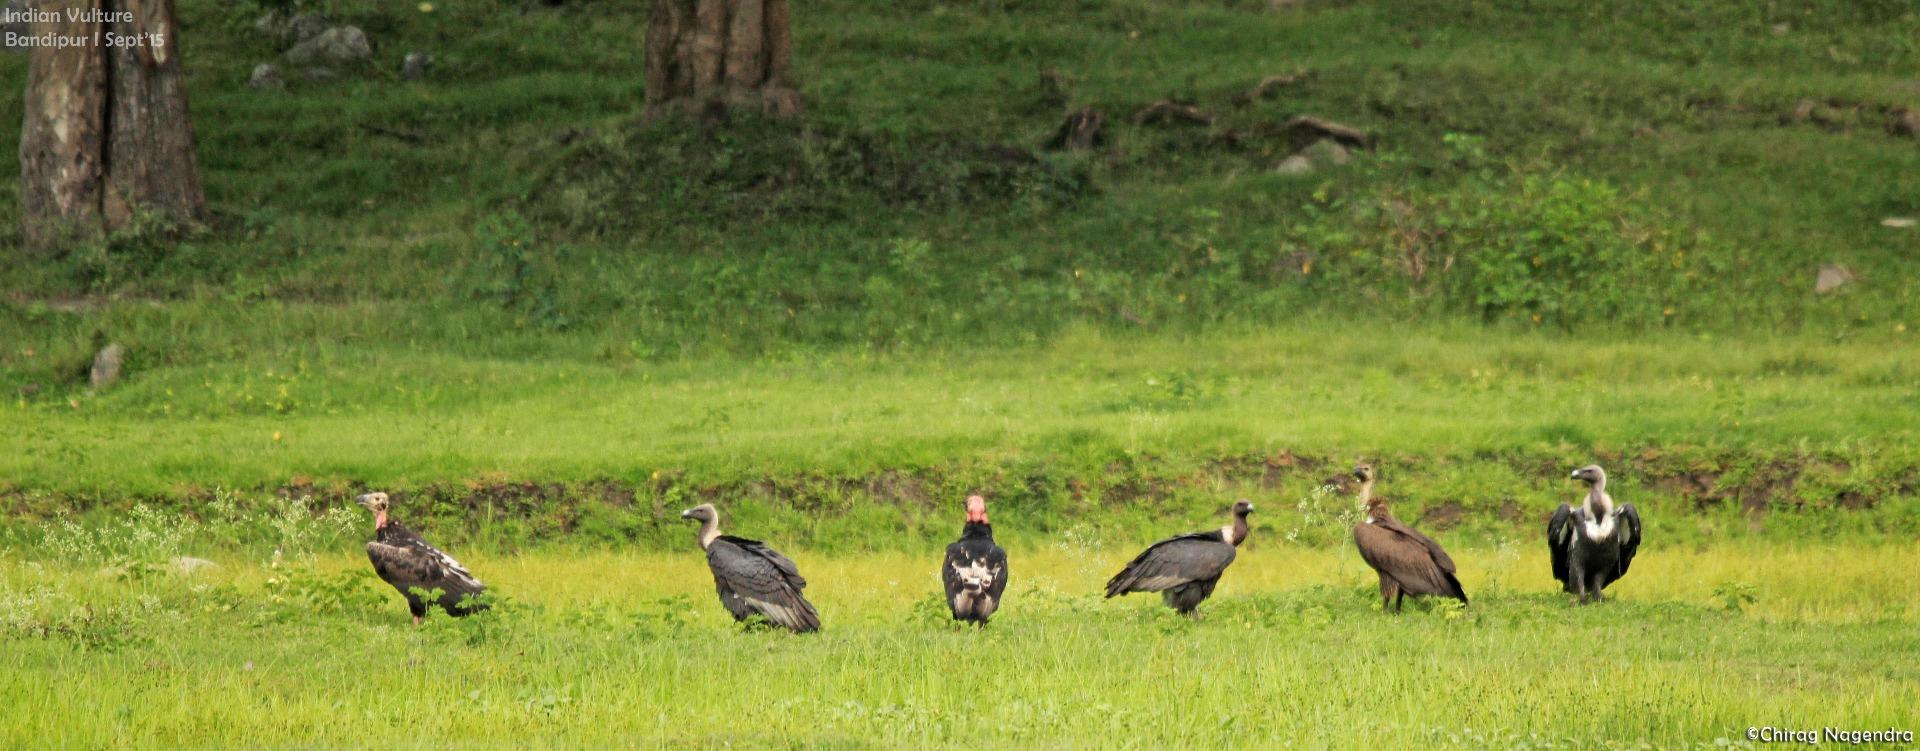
[18,0,205,255]
[645,0,801,120]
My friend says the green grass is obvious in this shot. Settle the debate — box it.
[4,543,1916,749]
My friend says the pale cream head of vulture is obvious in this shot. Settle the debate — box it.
[1570,465,1607,486]
[680,503,722,548]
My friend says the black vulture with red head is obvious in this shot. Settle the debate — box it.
[356,492,488,625]
[682,503,820,632]
[1104,500,1253,615]
[942,494,1008,624]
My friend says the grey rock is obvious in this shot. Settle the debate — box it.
[289,12,331,42]
[302,67,337,82]
[1881,217,1916,229]
[402,51,433,80]
[1273,154,1315,176]
[1814,264,1855,294]
[1770,22,1790,36]
[1301,138,1352,166]
[254,11,291,43]
[287,25,368,66]
[90,343,126,389]
[248,63,285,90]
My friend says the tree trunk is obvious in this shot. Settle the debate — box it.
[18,0,206,255]
[645,0,800,120]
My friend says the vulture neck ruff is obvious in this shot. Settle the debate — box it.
[1580,481,1617,542]
[1221,512,1250,546]
[1358,479,1378,523]
[696,518,722,550]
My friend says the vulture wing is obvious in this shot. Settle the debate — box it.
[707,536,820,632]
[942,538,1009,603]
[1354,521,1468,602]
[1546,503,1575,590]
[1373,516,1457,574]
[1613,503,1643,581]
[367,538,486,612]
[1105,533,1236,597]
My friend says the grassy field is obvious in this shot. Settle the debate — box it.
[4,0,1919,746]
[4,543,1917,749]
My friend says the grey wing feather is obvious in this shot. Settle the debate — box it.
[708,541,820,632]
[1614,503,1642,579]
[1546,504,1574,588]
[1106,535,1235,597]
[983,546,1009,603]
[367,541,485,611]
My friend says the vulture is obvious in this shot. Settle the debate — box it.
[942,494,1008,625]
[681,504,820,633]
[1549,465,1642,603]
[1348,464,1468,612]
[1104,500,1253,616]
[357,492,488,625]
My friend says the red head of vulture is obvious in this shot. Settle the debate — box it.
[681,503,820,633]
[1348,464,1467,613]
[943,494,1008,625]
[357,492,488,625]
[1104,499,1253,616]
[1548,464,1642,603]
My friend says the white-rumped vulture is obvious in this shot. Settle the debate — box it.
[681,503,820,632]
[357,492,488,625]
[943,494,1008,625]
[1348,464,1467,612]
[1104,500,1253,615]
[1549,465,1642,603]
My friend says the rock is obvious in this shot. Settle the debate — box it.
[1814,264,1856,294]
[172,557,218,575]
[289,12,331,42]
[1770,22,1790,36]
[1882,217,1916,229]
[287,25,369,66]
[1300,138,1352,166]
[89,344,126,389]
[1273,154,1315,176]
[402,51,433,80]
[248,63,285,90]
[1891,107,1920,138]
[1284,115,1372,149]
[302,67,337,82]
[254,11,291,43]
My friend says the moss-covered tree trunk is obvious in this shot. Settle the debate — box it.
[644,0,800,120]
[18,0,205,255]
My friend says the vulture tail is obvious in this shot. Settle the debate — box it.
[1442,571,1468,604]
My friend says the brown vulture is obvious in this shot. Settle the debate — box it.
[1348,464,1467,612]
[1549,465,1642,603]
[681,504,820,633]
[942,495,1008,625]
[1104,500,1253,615]
[357,492,488,625]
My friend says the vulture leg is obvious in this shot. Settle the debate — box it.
[1377,576,1400,612]
[406,595,427,626]
[1394,590,1406,613]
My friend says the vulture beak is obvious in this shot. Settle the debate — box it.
[1569,470,1582,481]
[355,494,375,508]
[1351,469,1366,481]
[679,509,694,519]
